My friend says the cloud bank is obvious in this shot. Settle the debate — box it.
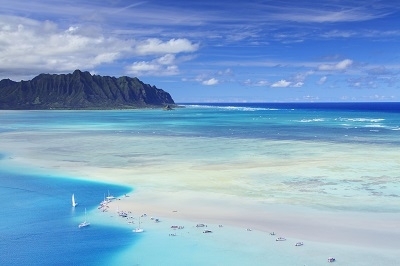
[0,15,198,79]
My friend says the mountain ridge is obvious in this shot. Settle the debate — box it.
[0,70,175,109]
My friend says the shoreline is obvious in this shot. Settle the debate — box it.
[87,190,399,265]
[98,188,400,250]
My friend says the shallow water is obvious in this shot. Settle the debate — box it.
[1,103,399,265]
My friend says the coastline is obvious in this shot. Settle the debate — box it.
[100,189,400,249]
[89,190,399,265]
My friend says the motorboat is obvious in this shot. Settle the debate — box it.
[328,257,336,263]
[78,208,90,228]
[275,237,286,241]
[79,221,90,228]
[295,242,304,246]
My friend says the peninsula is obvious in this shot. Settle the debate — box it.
[0,70,175,109]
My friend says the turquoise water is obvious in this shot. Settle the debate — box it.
[1,102,399,265]
[0,167,132,265]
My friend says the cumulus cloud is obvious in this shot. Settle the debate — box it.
[318,59,353,71]
[134,38,199,55]
[0,16,131,75]
[202,78,219,86]
[0,16,198,79]
[126,54,179,76]
[271,79,291,88]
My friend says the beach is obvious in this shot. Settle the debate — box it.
[1,106,399,265]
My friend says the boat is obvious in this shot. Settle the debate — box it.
[72,193,78,207]
[328,257,336,263]
[78,208,90,228]
[100,193,108,206]
[118,211,128,217]
[203,230,212,233]
[171,225,184,229]
[133,217,144,233]
[106,190,115,201]
[295,242,304,246]
[276,237,286,241]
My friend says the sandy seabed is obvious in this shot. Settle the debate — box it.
[2,131,400,265]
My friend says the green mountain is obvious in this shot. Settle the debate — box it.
[0,70,175,109]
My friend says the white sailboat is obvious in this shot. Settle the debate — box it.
[133,217,144,233]
[72,193,78,207]
[78,208,90,228]
[106,190,115,201]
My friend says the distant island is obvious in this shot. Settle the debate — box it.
[0,70,175,109]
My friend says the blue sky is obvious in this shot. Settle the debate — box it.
[1,0,399,102]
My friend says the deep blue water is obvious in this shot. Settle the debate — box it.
[1,102,400,145]
[176,102,400,145]
[0,166,132,266]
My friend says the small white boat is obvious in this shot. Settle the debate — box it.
[276,237,286,241]
[72,193,78,207]
[295,242,304,246]
[78,208,90,228]
[328,257,336,263]
[133,228,144,233]
[203,230,212,233]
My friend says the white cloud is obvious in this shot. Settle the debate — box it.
[0,16,198,79]
[271,79,291,88]
[126,56,179,76]
[318,76,328,84]
[0,16,131,75]
[134,38,199,55]
[318,59,353,71]
[202,78,219,86]
[292,82,304,87]
[156,54,176,65]
[217,68,233,76]
[256,80,269,86]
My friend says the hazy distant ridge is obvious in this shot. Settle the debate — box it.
[0,70,175,109]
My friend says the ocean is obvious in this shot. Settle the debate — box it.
[0,102,399,265]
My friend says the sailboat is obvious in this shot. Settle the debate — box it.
[133,217,144,233]
[106,190,115,201]
[78,208,90,228]
[72,194,78,207]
